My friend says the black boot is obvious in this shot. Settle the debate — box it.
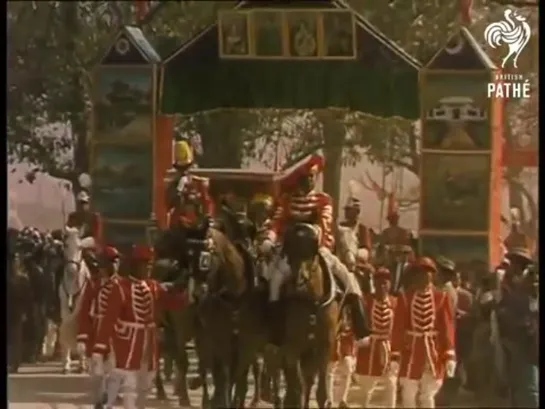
[345,293,369,339]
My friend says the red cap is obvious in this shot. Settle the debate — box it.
[277,154,324,192]
[373,266,391,280]
[131,244,154,262]
[103,246,120,261]
[412,257,438,273]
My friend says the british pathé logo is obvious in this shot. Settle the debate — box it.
[485,9,532,99]
[484,9,531,69]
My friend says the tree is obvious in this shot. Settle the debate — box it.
[7,1,234,193]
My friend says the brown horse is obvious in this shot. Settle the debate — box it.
[155,218,268,408]
[277,222,340,408]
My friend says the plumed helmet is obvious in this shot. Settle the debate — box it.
[386,193,399,221]
[77,191,90,203]
[413,256,438,273]
[173,140,194,168]
[510,207,521,226]
[103,246,120,261]
[131,244,154,262]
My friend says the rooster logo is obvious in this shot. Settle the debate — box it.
[484,9,531,69]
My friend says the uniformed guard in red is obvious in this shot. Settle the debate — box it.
[355,267,398,408]
[328,305,356,408]
[90,245,188,409]
[167,175,214,228]
[388,257,456,408]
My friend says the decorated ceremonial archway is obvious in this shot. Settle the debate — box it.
[89,0,420,249]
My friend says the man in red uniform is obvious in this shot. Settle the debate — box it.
[166,175,214,229]
[355,267,398,408]
[260,154,369,343]
[388,257,456,408]
[90,245,187,409]
[328,305,356,408]
[76,246,121,409]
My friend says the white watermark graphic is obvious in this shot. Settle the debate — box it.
[484,9,531,69]
[484,9,532,99]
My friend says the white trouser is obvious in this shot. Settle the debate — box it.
[355,374,397,408]
[327,356,356,405]
[319,247,362,296]
[399,364,443,408]
[263,256,291,302]
[89,354,114,404]
[108,367,154,409]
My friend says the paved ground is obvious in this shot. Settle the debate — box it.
[8,352,504,408]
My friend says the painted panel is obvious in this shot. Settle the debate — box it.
[103,221,148,250]
[420,153,490,231]
[322,11,355,58]
[94,66,153,143]
[287,11,319,58]
[252,11,284,57]
[421,72,491,113]
[219,11,250,57]
[91,144,153,220]
[420,234,489,265]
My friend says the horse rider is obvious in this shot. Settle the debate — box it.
[166,139,196,221]
[354,266,398,408]
[61,191,102,286]
[248,193,275,285]
[76,245,121,409]
[379,195,414,293]
[388,257,456,408]
[168,172,214,229]
[90,244,188,409]
[259,154,369,346]
[338,196,373,271]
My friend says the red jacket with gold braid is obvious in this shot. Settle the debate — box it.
[267,191,334,250]
[167,175,214,228]
[67,210,103,248]
[355,295,397,377]
[76,275,118,357]
[91,276,188,371]
[390,287,455,380]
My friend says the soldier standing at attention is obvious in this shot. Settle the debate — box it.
[76,246,121,409]
[354,267,398,408]
[388,257,456,408]
[90,245,188,409]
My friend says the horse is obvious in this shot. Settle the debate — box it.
[58,226,92,374]
[156,218,267,409]
[275,222,340,408]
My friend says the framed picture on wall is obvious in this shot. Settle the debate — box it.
[322,10,356,59]
[218,11,250,58]
[252,10,285,58]
[286,11,319,58]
